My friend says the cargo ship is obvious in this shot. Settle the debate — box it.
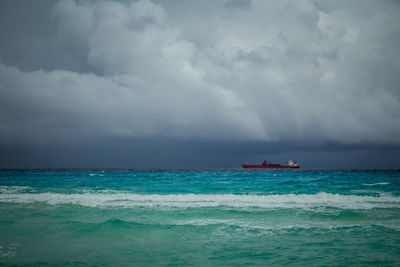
[242,160,300,169]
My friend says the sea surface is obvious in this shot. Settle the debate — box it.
[0,169,399,266]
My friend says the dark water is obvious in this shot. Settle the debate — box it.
[0,170,399,266]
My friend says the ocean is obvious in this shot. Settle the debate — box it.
[0,169,399,266]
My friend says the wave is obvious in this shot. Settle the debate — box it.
[173,219,400,231]
[0,191,399,210]
[71,218,400,232]
[362,182,390,186]
[0,186,33,194]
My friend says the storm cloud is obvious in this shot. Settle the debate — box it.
[0,0,399,168]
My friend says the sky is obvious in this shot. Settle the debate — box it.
[0,0,399,169]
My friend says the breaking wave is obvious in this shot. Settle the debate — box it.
[0,191,399,210]
[362,182,390,186]
[0,186,33,194]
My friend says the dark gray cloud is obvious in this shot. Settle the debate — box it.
[0,0,399,168]
[1,137,398,169]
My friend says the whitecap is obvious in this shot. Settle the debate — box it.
[0,186,32,194]
[0,191,399,210]
[362,182,390,186]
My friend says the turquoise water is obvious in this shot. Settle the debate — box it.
[0,170,399,266]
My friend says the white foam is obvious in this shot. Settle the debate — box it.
[0,186,32,194]
[173,219,400,230]
[0,191,399,210]
[362,182,390,186]
[0,243,18,258]
[175,219,236,226]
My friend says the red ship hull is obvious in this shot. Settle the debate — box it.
[242,164,299,169]
[242,160,300,169]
